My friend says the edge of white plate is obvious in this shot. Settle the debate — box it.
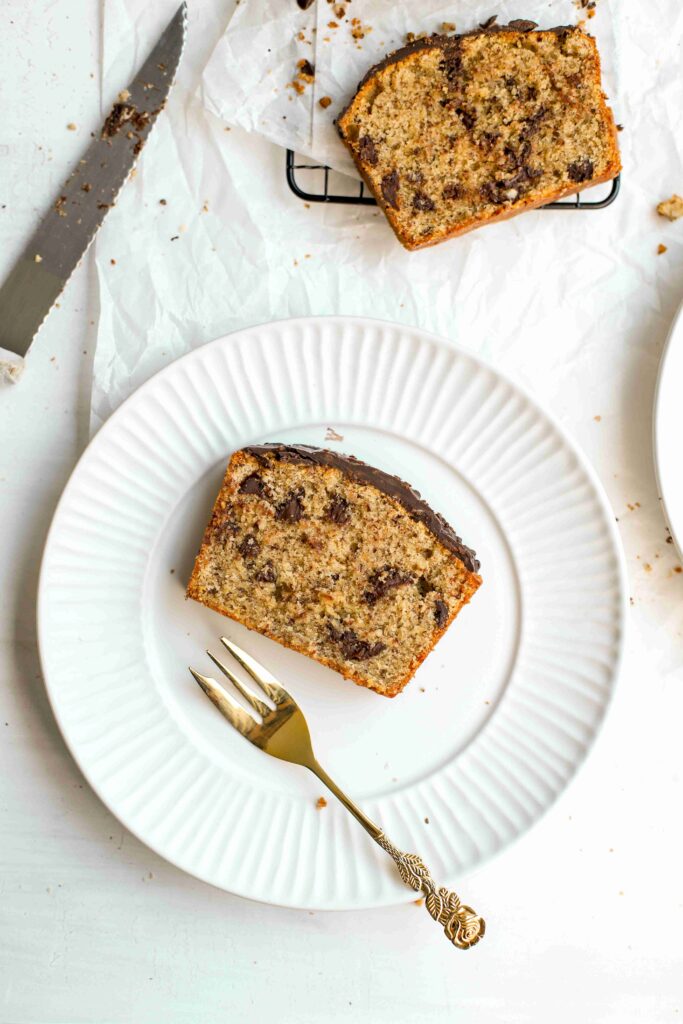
[653,296,683,563]
[37,315,628,910]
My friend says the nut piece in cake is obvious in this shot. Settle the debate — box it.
[657,195,683,222]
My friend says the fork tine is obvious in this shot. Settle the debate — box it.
[220,637,289,706]
[206,650,272,718]
[189,667,259,741]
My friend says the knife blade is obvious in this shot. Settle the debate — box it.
[0,2,187,382]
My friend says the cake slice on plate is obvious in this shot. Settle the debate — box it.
[187,444,482,697]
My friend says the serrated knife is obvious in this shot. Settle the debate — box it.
[0,3,187,383]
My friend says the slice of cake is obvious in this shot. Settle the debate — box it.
[336,23,621,249]
[187,444,482,697]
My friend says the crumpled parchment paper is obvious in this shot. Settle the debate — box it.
[93,0,627,429]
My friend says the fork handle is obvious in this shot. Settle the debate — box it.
[311,760,382,838]
[374,833,485,950]
[309,760,485,949]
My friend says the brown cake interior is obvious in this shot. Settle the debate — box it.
[187,445,482,697]
[337,26,621,249]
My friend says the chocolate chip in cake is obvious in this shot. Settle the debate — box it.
[254,561,277,583]
[481,179,520,204]
[439,45,463,85]
[412,191,436,212]
[567,158,594,182]
[328,625,386,661]
[519,106,548,140]
[239,473,271,499]
[442,182,463,200]
[212,517,239,543]
[364,566,415,605]
[358,135,379,166]
[456,107,477,131]
[381,170,400,209]
[276,489,305,523]
[480,131,500,149]
[416,576,435,597]
[237,534,260,560]
[434,600,449,628]
[274,581,294,602]
[325,493,351,524]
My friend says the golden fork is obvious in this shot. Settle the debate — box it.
[190,637,485,950]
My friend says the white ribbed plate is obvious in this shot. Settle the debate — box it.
[38,317,625,910]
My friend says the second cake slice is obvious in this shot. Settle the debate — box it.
[337,23,621,249]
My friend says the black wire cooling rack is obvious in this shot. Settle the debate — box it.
[286,149,621,210]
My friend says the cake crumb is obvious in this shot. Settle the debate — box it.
[675,567,682,574]
[319,96,332,109]
[441,22,456,32]
[159,198,167,205]
[118,89,131,102]
[325,427,344,441]
[34,254,42,263]
[424,817,430,824]
[643,563,652,572]
[110,258,116,265]
[316,796,328,809]
[66,122,77,131]
[350,17,371,40]
[657,243,668,255]
[594,414,601,422]
[289,59,315,95]
[414,898,424,906]
[657,195,683,221]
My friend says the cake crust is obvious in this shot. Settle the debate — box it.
[337,24,621,250]
[187,445,482,697]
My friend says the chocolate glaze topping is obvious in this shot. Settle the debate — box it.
[336,23,577,130]
[243,443,480,574]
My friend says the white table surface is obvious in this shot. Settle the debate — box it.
[1,2,683,1022]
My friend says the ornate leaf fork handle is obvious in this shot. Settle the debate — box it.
[375,834,485,949]
[191,639,485,950]
[312,760,485,950]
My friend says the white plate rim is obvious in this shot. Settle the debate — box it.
[653,296,683,562]
[37,314,627,910]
